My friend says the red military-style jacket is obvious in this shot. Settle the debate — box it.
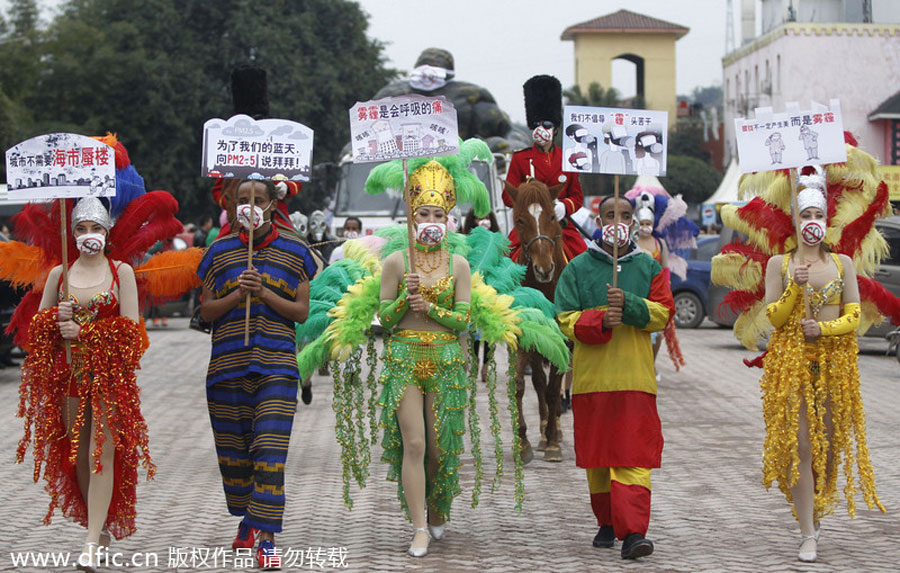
[503,144,584,217]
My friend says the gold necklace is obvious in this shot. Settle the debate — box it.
[418,248,445,274]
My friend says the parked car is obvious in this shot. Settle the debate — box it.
[670,235,720,328]
[707,216,900,336]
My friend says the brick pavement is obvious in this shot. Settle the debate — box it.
[1,319,897,572]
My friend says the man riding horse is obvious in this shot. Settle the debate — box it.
[503,75,584,463]
[503,75,587,263]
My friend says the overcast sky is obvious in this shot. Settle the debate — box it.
[3,0,729,124]
[359,0,727,124]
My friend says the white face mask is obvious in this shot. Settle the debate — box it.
[800,219,826,246]
[477,219,492,230]
[532,125,553,146]
[600,223,631,249]
[237,203,268,231]
[416,222,446,247]
[344,230,360,239]
[638,224,653,237]
[76,233,106,255]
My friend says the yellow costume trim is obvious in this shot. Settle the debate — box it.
[766,281,801,329]
[819,302,861,336]
[587,467,652,493]
[760,303,884,521]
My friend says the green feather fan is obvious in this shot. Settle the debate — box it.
[514,308,570,371]
[509,286,556,318]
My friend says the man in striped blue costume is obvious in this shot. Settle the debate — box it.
[198,178,313,569]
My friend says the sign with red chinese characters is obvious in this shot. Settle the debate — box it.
[734,100,846,173]
[201,115,314,181]
[879,165,900,202]
[348,95,459,163]
[562,106,669,176]
[5,133,116,200]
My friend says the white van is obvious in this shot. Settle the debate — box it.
[329,153,513,237]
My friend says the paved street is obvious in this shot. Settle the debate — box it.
[1,319,897,572]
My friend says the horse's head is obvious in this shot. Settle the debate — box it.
[505,179,565,284]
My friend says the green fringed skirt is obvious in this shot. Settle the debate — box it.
[378,329,470,522]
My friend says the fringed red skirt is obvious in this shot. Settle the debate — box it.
[16,309,155,540]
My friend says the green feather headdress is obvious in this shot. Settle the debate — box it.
[364,138,493,217]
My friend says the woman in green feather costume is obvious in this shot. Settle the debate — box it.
[296,139,571,558]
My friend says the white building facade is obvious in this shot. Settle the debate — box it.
[723,0,900,165]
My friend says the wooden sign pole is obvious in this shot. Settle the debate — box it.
[612,174,620,288]
[243,183,256,345]
[403,158,417,274]
[788,168,811,319]
[59,198,71,363]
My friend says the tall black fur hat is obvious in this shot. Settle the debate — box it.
[231,64,269,119]
[523,75,562,128]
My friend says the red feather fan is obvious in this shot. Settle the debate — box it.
[735,197,795,251]
[108,192,183,265]
[833,182,890,257]
[858,276,900,326]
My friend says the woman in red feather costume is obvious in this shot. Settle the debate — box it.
[5,135,201,572]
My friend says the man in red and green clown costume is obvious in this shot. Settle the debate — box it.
[555,195,674,560]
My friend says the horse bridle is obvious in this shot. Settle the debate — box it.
[521,232,560,264]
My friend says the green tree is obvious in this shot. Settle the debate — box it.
[4,0,394,219]
[668,120,711,163]
[664,155,722,204]
[563,82,620,107]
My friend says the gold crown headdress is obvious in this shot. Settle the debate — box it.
[406,160,456,213]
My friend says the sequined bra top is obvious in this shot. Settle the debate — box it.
[784,252,844,318]
[401,251,456,311]
[57,258,121,325]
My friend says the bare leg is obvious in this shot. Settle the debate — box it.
[424,393,443,527]
[396,386,428,552]
[84,410,115,547]
[791,399,817,556]
[66,398,91,503]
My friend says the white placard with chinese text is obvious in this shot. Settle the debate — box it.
[5,133,116,200]
[734,101,846,173]
[201,115,314,181]
[349,95,458,163]
[562,106,669,176]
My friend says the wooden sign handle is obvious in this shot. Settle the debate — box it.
[59,198,71,363]
[243,184,255,346]
[612,174,620,288]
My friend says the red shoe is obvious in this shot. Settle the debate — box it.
[232,522,257,550]
[257,539,281,570]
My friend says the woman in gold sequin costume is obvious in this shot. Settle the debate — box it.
[296,139,571,559]
[712,136,897,564]
[376,159,474,557]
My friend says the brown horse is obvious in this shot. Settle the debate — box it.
[504,179,569,463]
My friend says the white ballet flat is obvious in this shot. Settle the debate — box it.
[99,525,111,548]
[798,529,820,563]
[408,527,430,557]
[428,522,446,540]
[76,542,99,572]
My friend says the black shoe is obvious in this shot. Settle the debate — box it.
[621,533,654,559]
[592,526,615,548]
[301,384,312,405]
